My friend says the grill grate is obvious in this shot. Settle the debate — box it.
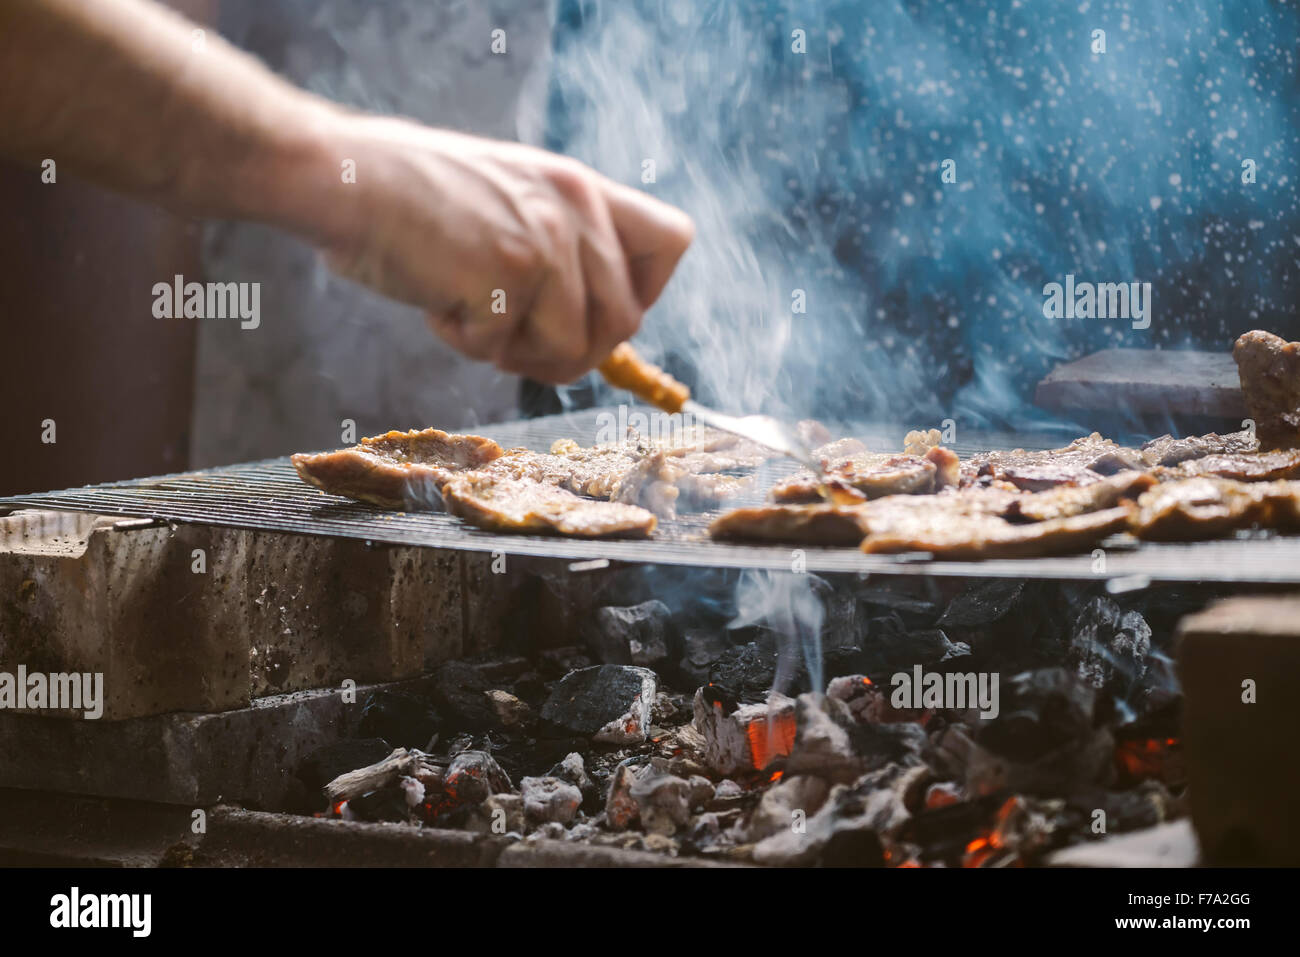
[4,408,1300,583]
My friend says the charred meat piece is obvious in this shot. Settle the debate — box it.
[708,504,873,546]
[1234,330,1300,450]
[1007,472,1157,523]
[1128,477,1300,541]
[1139,430,1258,466]
[441,473,657,538]
[859,507,1132,560]
[291,428,505,509]
[962,433,1143,490]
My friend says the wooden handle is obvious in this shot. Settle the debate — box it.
[597,343,691,414]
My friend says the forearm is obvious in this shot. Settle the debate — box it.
[0,0,348,242]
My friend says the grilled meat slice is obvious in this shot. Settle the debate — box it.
[291,428,505,509]
[708,503,873,546]
[1161,447,1300,482]
[1234,330,1300,449]
[773,453,933,502]
[1007,472,1157,522]
[1139,430,1258,466]
[962,432,1143,490]
[772,445,957,503]
[859,507,1131,560]
[710,485,1017,546]
[1128,477,1300,541]
[441,473,656,538]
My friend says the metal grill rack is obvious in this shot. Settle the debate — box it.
[4,409,1300,583]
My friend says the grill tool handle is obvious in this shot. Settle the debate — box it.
[597,343,690,414]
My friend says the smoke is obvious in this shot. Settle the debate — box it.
[544,0,1300,698]
[729,570,827,695]
[545,0,1300,430]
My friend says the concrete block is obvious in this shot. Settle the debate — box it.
[0,510,504,718]
[1178,594,1300,865]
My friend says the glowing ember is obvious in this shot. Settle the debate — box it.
[746,711,797,770]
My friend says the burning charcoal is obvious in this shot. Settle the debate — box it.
[348,787,412,823]
[826,674,876,721]
[678,629,729,687]
[548,751,592,789]
[470,793,525,835]
[605,761,647,830]
[714,780,742,799]
[687,810,743,849]
[967,669,1114,797]
[567,821,600,842]
[783,693,929,783]
[540,664,657,745]
[587,599,673,667]
[687,775,715,810]
[860,616,969,673]
[358,690,441,750]
[649,723,710,779]
[924,781,963,809]
[521,776,583,825]
[692,688,796,775]
[444,750,513,805]
[857,587,940,629]
[297,738,393,801]
[707,642,784,704]
[783,694,859,782]
[629,768,693,836]
[747,774,831,842]
[642,833,680,856]
[485,689,531,728]
[431,661,498,730]
[324,747,441,804]
[826,674,925,725]
[547,752,600,812]
[399,775,425,809]
[1067,596,1151,697]
[937,579,1025,629]
[528,822,569,841]
[1091,780,1177,832]
[752,764,927,866]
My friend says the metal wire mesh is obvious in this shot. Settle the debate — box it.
[3,408,1300,583]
